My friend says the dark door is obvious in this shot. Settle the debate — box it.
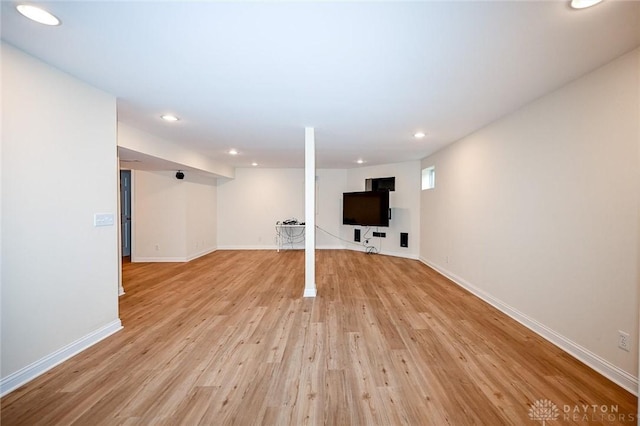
[120,170,132,257]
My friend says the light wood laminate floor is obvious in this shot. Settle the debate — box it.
[1,250,636,425]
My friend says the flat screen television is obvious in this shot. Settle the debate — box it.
[343,191,389,227]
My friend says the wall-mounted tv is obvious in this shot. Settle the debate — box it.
[343,191,390,227]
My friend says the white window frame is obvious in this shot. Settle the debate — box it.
[422,166,435,190]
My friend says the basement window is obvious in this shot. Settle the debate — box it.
[422,166,435,190]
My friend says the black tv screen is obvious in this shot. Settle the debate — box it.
[343,191,389,227]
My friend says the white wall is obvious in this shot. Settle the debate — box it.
[118,123,234,179]
[1,43,121,390]
[316,169,348,249]
[216,165,420,256]
[344,161,421,258]
[132,171,187,260]
[217,168,348,250]
[420,49,639,392]
[186,174,218,259]
[132,170,217,261]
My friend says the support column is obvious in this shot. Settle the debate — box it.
[303,127,317,297]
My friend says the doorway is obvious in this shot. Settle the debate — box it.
[120,170,132,260]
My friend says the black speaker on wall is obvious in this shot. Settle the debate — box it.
[354,229,361,242]
[400,232,408,248]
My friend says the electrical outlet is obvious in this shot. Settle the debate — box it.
[155,244,160,251]
[618,331,630,352]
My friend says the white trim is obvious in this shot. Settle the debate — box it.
[316,245,345,250]
[304,127,317,298]
[132,247,217,263]
[216,245,280,251]
[0,319,123,397]
[133,257,188,262]
[214,245,416,258]
[186,247,217,262]
[344,245,419,260]
[379,250,420,260]
[215,245,344,251]
[419,257,639,396]
[303,288,317,297]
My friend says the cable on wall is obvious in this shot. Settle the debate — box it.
[315,225,379,254]
[361,227,379,255]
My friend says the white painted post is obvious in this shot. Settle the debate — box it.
[304,127,317,297]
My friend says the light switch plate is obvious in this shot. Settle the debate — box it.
[94,213,115,227]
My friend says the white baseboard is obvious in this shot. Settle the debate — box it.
[133,247,217,263]
[380,249,419,260]
[317,245,346,250]
[216,245,336,251]
[343,246,418,260]
[186,247,217,262]
[0,319,123,397]
[133,256,187,262]
[303,287,317,297]
[216,245,280,250]
[419,257,638,396]
[215,245,417,260]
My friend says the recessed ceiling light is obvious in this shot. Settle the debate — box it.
[228,149,238,155]
[160,114,179,122]
[414,132,426,139]
[16,4,60,26]
[356,159,365,164]
[570,0,603,9]
[251,162,258,167]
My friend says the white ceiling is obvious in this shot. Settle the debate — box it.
[2,1,639,170]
